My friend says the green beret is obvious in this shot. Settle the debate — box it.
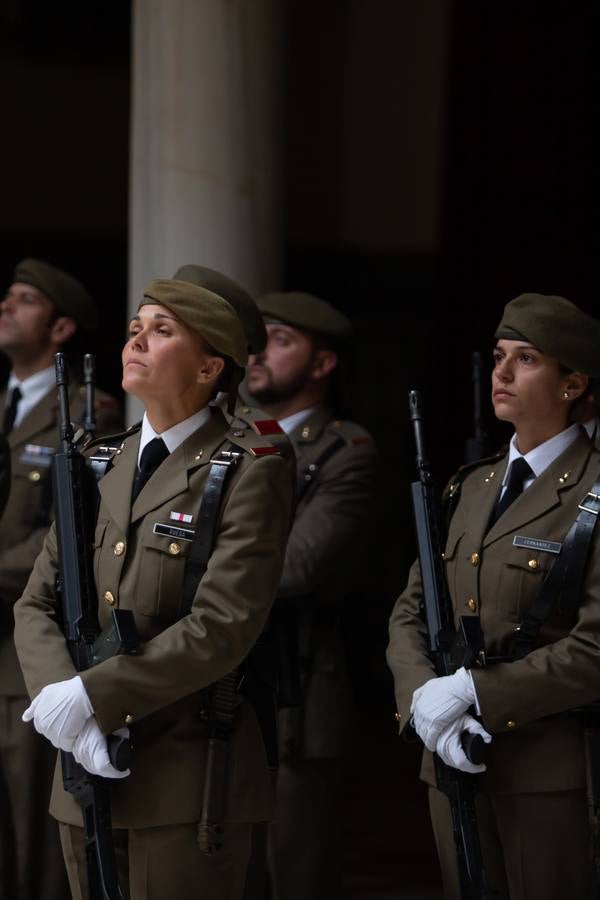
[173,264,266,355]
[257,292,352,342]
[141,278,248,367]
[13,258,97,333]
[495,293,600,377]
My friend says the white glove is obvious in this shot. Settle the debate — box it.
[410,667,476,751]
[435,714,492,774]
[72,719,130,780]
[22,675,93,751]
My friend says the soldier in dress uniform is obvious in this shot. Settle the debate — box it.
[14,276,294,900]
[0,258,122,900]
[387,293,600,899]
[246,291,377,900]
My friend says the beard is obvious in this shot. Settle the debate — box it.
[248,358,315,407]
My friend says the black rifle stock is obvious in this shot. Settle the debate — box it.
[408,389,496,900]
[53,352,139,900]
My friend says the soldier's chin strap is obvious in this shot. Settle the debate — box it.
[510,477,600,659]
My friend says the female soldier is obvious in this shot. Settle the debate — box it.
[13,277,294,900]
[387,293,600,899]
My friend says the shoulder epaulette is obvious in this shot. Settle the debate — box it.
[224,422,281,458]
[230,404,295,465]
[326,418,372,447]
[84,422,142,480]
[82,421,142,454]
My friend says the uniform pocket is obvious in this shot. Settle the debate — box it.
[495,545,553,623]
[135,525,192,620]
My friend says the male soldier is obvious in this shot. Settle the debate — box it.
[0,258,122,900]
[247,291,377,900]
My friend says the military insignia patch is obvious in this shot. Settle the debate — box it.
[169,511,193,524]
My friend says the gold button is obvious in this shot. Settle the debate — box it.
[301,426,310,439]
[394,712,401,722]
[103,591,116,606]
[168,542,181,556]
[114,541,125,557]
[471,552,480,567]
[125,714,134,725]
[506,720,517,729]
[28,470,41,483]
[242,407,252,414]
[528,559,539,570]
[467,597,477,612]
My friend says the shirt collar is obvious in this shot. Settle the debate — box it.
[278,406,318,436]
[138,406,211,464]
[8,365,55,398]
[504,423,581,486]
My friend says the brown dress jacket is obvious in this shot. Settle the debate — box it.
[387,430,600,794]
[279,406,376,759]
[0,384,122,695]
[14,407,294,828]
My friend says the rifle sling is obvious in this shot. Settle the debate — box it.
[510,477,600,659]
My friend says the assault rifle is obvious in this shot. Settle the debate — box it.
[53,352,139,900]
[408,389,496,900]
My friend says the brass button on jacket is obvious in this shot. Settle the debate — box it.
[506,720,517,730]
[103,590,116,606]
[467,597,477,612]
[114,541,125,557]
[528,559,539,570]
[28,470,41,483]
[471,552,480,567]
[168,542,181,556]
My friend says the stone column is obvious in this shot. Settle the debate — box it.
[127,0,283,420]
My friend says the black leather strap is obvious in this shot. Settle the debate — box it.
[511,478,600,659]
[180,443,241,618]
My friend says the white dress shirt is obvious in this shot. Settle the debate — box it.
[137,407,211,466]
[6,366,56,429]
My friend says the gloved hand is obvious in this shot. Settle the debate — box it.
[410,667,476,751]
[22,675,93,751]
[72,719,130,779]
[435,714,492,774]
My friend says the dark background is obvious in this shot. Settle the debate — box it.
[1,3,599,896]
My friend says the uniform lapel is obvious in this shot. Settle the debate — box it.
[463,455,509,542]
[483,431,594,546]
[130,408,230,524]
[6,387,57,449]
[289,407,331,467]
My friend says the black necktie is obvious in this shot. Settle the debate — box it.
[490,457,533,526]
[3,386,22,434]
[132,437,169,502]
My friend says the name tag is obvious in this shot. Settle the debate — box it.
[153,523,196,542]
[513,534,562,555]
[19,444,54,467]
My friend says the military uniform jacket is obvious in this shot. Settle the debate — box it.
[281,406,376,759]
[0,383,122,696]
[14,407,294,828]
[387,430,600,794]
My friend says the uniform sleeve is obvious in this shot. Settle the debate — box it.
[472,548,600,733]
[0,398,123,614]
[78,453,293,735]
[13,524,82,695]
[278,441,376,599]
[386,559,437,732]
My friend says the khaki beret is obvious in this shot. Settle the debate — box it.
[173,264,266,355]
[495,293,600,377]
[141,278,247,367]
[13,258,97,333]
[257,292,352,342]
